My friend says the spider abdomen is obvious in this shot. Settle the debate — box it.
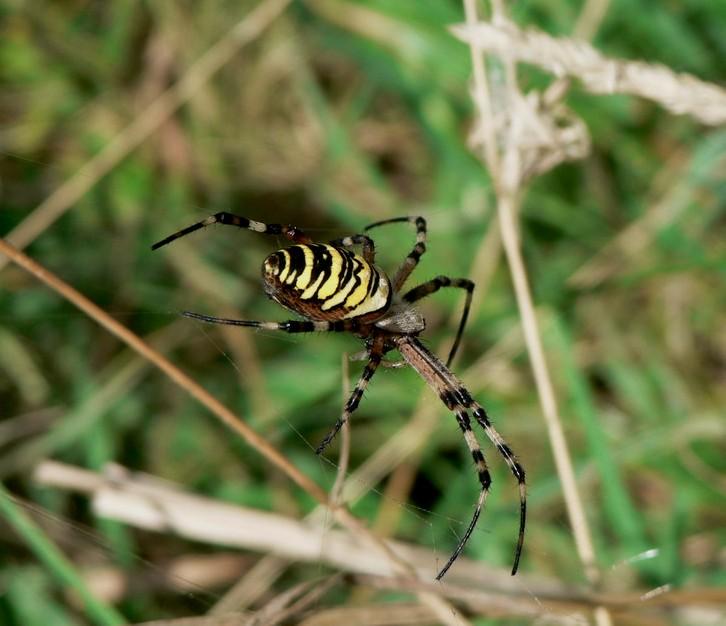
[262,243,391,322]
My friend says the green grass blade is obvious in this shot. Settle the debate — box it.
[0,483,125,626]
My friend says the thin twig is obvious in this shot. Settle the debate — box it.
[499,195,602,582]
[330,354,352,507]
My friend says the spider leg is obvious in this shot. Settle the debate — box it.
[364,216,427,292]
[396,335,526,578]
[329,234,376,264]
[151,212,311,250]
[468,400,526,575]
[437,408,490,580]
[315,338,385,455]
[402,276,474,367]
[181,311,361,333]
[446,381,526,575]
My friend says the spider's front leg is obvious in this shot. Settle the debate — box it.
[151,212,312,250]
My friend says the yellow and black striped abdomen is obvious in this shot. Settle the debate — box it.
[262,243,391,321]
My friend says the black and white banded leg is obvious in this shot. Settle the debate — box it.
[395,335,526,578]
[181,311,362,334]
[469,400,526,575]
[403,276,474,367]
[151,212,312,250]
[444,384,526,576]
[329,234,376,264]
[364,216,427,291]
[315,338,385,455]
[438,403,491,581]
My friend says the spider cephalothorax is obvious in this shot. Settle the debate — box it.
[152,212,526,579]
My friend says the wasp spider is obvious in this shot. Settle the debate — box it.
[152,213,526,579]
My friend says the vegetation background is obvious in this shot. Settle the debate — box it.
[1,1,724,624]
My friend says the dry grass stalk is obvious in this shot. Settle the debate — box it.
[452,17,726,126]
[36,460,726,623]
[461,1,612,625]
[330,353,352,507]
[24,459,549,624]
[30,460,568,590]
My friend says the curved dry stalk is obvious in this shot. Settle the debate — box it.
[0,0,292,273]
[496,195,616,626]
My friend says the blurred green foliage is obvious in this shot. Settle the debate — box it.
[1,1,724,624]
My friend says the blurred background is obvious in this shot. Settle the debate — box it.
[1,1,724,624]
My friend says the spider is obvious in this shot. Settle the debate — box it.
[152,212,526,579]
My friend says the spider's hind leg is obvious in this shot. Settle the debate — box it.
[470,401,527,575]
[435,397,491,580]
[395,335,525,579]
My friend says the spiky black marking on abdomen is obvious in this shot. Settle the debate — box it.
[266,243,390,322]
